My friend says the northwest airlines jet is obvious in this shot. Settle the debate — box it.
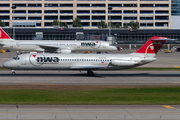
[3,36,174,75]
[0,28,117,53]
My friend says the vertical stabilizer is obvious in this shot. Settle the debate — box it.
[132,36,171,58]
[0,28,11,39]
[136,36,169,53]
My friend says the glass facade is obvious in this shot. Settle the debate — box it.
[172,0,180,16]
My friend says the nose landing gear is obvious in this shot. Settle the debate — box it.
[12,70,16,75]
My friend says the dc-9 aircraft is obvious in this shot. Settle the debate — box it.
[3,36,173,75]
[0,28,117,53]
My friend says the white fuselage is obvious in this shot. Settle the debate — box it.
[1,39,117,52]
[3,53,156,71]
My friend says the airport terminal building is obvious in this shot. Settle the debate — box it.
[0,0,171,29]
[3,27,180,44]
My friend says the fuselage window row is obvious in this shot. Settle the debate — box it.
[59,59,111,62]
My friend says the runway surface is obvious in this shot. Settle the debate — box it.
[0,105,180,120]
[0,70,180,85]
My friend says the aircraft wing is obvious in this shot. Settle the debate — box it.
[38,45,69,53]
[38,45,58,52]
[70,65,107,70]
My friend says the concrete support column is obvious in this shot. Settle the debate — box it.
[10,0,13,27]
[153,9,155,29]
[90,9,92,28]
[105,0,108,25]
[122,9,124,27]
[41,0,44,27]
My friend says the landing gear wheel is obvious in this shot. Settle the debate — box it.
[12,70,15,75]
[12,72,16,75]
[87,70,94,76]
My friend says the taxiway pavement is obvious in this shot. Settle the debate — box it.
[0,70,180,85]
[0,105,180,120]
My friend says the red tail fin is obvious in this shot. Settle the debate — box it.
[0,28,11,39]
[135,36,169,54]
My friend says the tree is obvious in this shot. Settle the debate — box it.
[97,20,107,28]
[115,23,120,28]
[124,23,128,28]
[0,20,5,27]
[73,17,82,27]
[59,21,64,27]
[64,22,68,28]
[129,21,139,29]
[110,21,115,28]
[51,20,59,26]
[135,21,139,29]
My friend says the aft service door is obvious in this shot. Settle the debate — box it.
[21,56,26,65]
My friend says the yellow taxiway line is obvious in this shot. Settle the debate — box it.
[163,105,174,109]
[174,65,180,68]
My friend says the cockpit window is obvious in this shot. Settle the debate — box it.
[13,56,20,60]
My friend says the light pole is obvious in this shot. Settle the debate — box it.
[11,5,16,39]
[108,6,112,37]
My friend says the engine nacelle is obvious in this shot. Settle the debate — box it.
[111,59,139,66]
[56,49,71,54]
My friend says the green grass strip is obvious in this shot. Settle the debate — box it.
[1,87,180,105]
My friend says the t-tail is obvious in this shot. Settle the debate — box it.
[132,36,174,58]
[0,28,12,40]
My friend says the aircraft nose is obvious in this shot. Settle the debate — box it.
[3,61,12,69]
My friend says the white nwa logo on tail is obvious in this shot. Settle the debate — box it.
[150,46,154,50]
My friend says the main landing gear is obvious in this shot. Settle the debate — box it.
[87,69,94,76]
[12,70,16,75]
